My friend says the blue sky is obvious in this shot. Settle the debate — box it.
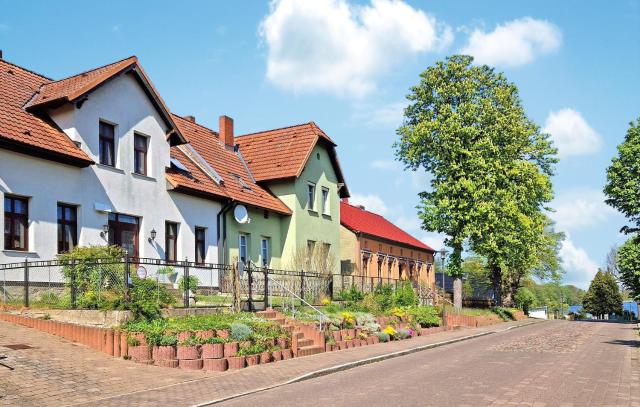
[2,0,639,288]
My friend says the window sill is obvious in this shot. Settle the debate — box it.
[131,173,156,182]
[95,164,125,174]
[308,209,318,215]
[2,250,40,258]
[322,213,332,220]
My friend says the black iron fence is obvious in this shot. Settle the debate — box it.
[0,257,409,311]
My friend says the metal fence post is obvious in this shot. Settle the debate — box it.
[247,264,253,311]
[23,258,29,307]
[263,268,269,309]
[124,254,131,307]
[300,269,305,302]
[183,259,190,309]
[70,259,77,309]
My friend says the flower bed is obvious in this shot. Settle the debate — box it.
[120,312,292,371]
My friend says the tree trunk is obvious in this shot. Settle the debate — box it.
[453,277,463,309]
[491,265,503,307]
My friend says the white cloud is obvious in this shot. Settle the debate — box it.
[394,215,421,233]
[543,109,602,158]
[410,169,430,190]
[349,193,389,216]
[260,0,452,97]
[550,189,616,232]
[419,233,446,252]
[366,101,406,126]
[560,237,599,289]
[460,17,561,67]
[370,159,401,171]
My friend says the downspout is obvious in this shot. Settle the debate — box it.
[217,200,234,265]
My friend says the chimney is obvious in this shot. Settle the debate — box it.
[342,198,349,204]
[184,115,196,123]
[357,205,365,210]
[0,50,3,59]
[219,115,234,147]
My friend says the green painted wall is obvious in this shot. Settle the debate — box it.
[268,143,341,273]
[223,205,284,268]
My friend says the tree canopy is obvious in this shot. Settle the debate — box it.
[395,55,559,306]
[604,118,640,234]
[582,270,623,318]
[617,235,640,300]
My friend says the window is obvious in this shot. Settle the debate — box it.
[165,222,178,262]
[4,195,28,251]
[307,240,316,256]
[321,187,330,215]
[133,133,148,175]
[261,237,270,267]
[307,182,316,211]
[195,227,206,264]
[57,204,77,253]
[99,121,115,166]
[108,213,139,257]
[239,234,248,264]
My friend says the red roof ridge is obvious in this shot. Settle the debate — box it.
[236,121,317,139]
[0,58,53,81]
[43,55,137,85]
[171,113,220,137]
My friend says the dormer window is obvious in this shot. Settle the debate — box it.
[133,133,148,175]
[99,121,115,166]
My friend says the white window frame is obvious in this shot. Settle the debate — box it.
[261,237,270,267]
[239,233,249,264]
[321,187,330,215]
[307,182,316,211]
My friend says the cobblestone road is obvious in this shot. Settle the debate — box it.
[221,320,640,407]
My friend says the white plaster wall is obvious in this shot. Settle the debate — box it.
[0,73,221,282]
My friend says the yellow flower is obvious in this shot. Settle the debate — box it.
[383,326,396,336]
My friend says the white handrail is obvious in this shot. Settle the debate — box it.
[268,277,328,331]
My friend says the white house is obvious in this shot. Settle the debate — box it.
[0,56,223,277]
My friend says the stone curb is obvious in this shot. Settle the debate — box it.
[194,319,545,406]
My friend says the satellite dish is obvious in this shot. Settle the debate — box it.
[233,205,249,224]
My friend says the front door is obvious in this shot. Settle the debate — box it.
[108,213,139,257]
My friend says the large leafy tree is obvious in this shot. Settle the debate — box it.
[617,235,640,300]
[395,55,557,307]
[582,270,623,318]
[604,118,640,234]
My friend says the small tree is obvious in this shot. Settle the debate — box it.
[582,270,623,319]
[514,287,536,314]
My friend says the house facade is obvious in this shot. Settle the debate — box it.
[0,57,222,275]
[340,201,436,288]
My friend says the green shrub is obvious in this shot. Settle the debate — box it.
[408,306,441,328]
[393,281,418,307]
[238,343,266,356]
[395,329,410,340]
[492,307,515,321]
[129,276,176,321]
[373,283,394,311]
[230,322,253,341]
[178,275,200,292]
[375,332,390,342]
[340,285,365,302]
[158,335,178,346]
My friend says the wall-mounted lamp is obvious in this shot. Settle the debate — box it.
[100,224,109,238]
[148,228,157,243]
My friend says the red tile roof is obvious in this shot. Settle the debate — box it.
[235,123,350,197]
[168,114,292,215]
[340,201,434,252]
[25,56,138,109]
[0,59,93,166]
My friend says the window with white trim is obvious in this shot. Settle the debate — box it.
[307,182,316,211]
[321,187,330,215]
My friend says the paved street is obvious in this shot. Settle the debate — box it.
[221,321,640,407]
[0,319,637,406]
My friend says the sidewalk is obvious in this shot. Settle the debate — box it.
[0,318,542,407]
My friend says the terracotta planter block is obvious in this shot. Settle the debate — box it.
[203,358,228,371]
[271,350,282,361]
[177,345,199,360]
[276,338,287,349]
[337,341,347,350]
[332,331,342,342]
[177,331,193,342]
[132,332,147,345]
[325,343,333,352]
[282,349,293,360]
[121,334,129,358]
[260,351,271,364]
[246,354,260,366]
[195,330,214,340]
[347,329,356,338]
[224,342,238,357]
[153,345,177,361]
[366,337,375,345]
[201,343,224,359]
[216,329,229,339]
[155,359,179,368]
[114,332,121,358]
[129,345,151,361]
[227,356,246,370]
[179,359,203,370]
